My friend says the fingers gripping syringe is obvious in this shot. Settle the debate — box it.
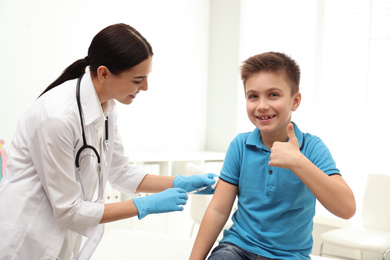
[187,177,219,195]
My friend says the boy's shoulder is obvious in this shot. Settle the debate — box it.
[233,130,256,144]
[237,131,253,139]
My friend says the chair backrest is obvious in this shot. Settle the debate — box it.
[186,162,237,228]
[186,163,213,225]
[362,173,390,232]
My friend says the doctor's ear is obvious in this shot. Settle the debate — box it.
[96,66,111,82]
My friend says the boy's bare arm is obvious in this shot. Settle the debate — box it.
[269,124,356,219]
[189,180,237,260]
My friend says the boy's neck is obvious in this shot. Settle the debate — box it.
[261,132,288,149]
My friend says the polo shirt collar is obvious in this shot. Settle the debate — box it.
[79,68,115,126]
[246,122,304,151]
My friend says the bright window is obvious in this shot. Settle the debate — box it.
[239,0,390,221]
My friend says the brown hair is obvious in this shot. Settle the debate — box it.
[39,23,153,97]
[240,52,300,95]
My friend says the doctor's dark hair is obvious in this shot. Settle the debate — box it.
[39,23,153,97]
[240,52,300,95]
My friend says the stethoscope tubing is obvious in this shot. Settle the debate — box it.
[75,73,106,202]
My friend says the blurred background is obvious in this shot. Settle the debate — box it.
[1,0,389,257]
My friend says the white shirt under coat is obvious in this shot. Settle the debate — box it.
[0,69,147,259]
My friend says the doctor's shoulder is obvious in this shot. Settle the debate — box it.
[32,79,79,117]
[18,80,79,138]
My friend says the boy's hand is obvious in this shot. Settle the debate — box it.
[269,123,301,169]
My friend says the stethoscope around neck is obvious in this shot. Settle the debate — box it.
[75,73,107,202]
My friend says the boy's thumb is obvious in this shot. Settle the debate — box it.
[287,123,298,144]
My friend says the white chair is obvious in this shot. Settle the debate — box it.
[186,162,215,237]
[189,192,213,237]
[319,174,390,260]
[185,162,236,238]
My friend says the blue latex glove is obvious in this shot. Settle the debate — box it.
[133,188,188,220]
[174,173,219,194]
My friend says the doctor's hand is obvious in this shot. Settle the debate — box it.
[269,123,302,169]
[133,188,188,220]
[174,173,219,194]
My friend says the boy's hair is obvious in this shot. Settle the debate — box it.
[240,52,300,95]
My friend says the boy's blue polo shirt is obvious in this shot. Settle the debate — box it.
[220,122,339,259]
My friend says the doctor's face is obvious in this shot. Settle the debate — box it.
[104,56,153,105]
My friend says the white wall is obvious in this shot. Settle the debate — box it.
[205,0,242,152]
[0,0,210,154]
[238,0,320,134]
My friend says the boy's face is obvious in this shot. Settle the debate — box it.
[245,71,301,141]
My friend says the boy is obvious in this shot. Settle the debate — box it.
[189,52,356,260]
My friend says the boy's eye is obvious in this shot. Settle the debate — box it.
[270,92,279,97]
[133,80,142,84]
[247,94,258,99]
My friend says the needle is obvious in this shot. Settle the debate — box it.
[186,177,219,195]
[187,186,208,195]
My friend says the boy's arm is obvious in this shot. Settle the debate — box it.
[269,124,356,219]
[189,179,237,260]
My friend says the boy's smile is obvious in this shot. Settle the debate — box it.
[245,71,301,147]
[257,115,276,123]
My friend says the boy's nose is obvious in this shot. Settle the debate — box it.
[257,100,269,111]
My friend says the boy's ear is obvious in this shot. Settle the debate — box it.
[291,92,301,111]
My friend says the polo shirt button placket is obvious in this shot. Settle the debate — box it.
[265,165,275,194]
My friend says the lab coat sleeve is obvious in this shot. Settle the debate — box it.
[106,110,147,196]
[29,118,104,237]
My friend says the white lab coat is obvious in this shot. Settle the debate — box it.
[0,70,147,259]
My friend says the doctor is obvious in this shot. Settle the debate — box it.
[0,23,217,260]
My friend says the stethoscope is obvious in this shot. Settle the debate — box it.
[75,73,107,202]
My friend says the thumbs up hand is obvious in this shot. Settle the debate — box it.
[269,123,301,169]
